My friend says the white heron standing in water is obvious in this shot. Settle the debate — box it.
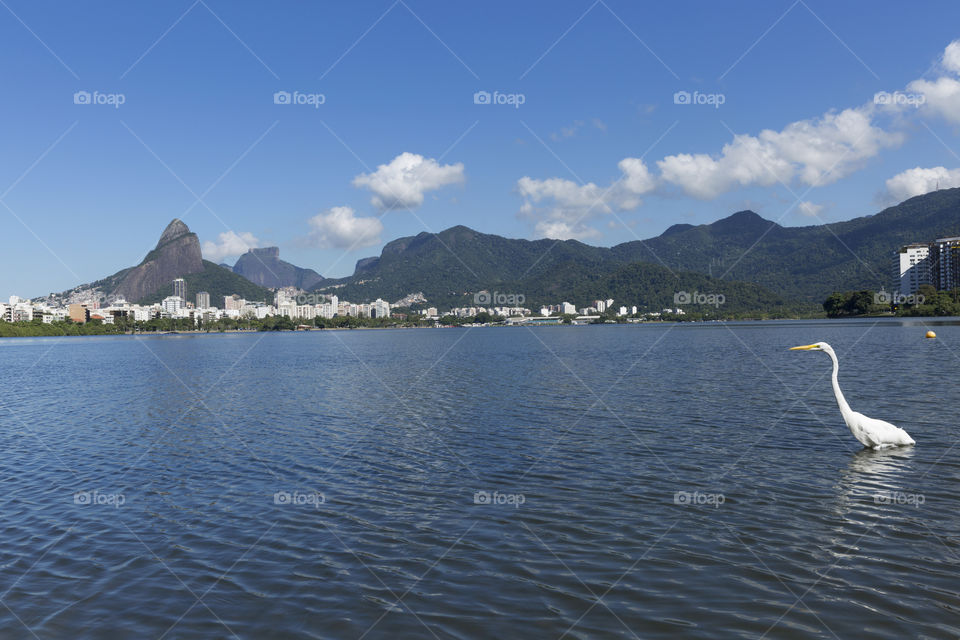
[790,342,915,449]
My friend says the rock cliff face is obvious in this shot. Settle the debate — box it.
[232,247,324,289]
[114,219,204,302]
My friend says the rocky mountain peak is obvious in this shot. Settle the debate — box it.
[156,218,192,248]
[113,219,204,302]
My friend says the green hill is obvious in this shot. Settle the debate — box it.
[314,188,960,307]
[614,188,960,300]
[136,261,273,306]
[313,226,791,312]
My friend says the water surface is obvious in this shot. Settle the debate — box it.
[1,319,958,638]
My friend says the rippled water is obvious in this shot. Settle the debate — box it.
[1,320,959,638]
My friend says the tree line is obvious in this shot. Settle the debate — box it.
[823,285,960,317]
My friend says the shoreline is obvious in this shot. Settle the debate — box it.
[3,315,954,340]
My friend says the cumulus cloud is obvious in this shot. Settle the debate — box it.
[893,39,960,125]
[202,231,260,262]
[908,76,960,124]
[516,39,960,237]
[658,107,902,199]
[306,206,383,250]
[885,166,960,202]
[944,40,960,74]
[517,158,657,240]
[352,152,464,210]
[796,201,824,217]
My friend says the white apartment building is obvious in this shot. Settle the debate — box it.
[372,298,390,319]
[161,296,183,316]
[275,287,300,307]
[896,244,932,296]
[296,305,316,320]
[132,306,155,322]
[318,302,336,319]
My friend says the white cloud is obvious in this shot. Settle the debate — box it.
[796,201,824,217]
[618,157,657,202]
[517,177,611,240]
[885,166,960,202]
[943,39,960,74]
[658,107,902,199]
[535,220,602,241]
[517,159,657,240]
[908,75,960,124]
[515,39,960,234]
[352,152,464,210]
[891,39,960,125]
[306,206,383,250]
[202,231,260,262]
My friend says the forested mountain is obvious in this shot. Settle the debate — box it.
[313,188,960,308]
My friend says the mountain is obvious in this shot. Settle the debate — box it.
[37,220,272,308]
[232,247,324,289]
[313,225,789,311]
[614,188,960,300]
[112,219,204,302]
[137,260,275,306]
[313,188,960,307]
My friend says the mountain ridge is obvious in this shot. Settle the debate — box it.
[34,188,960,312]
[323,188,960,307]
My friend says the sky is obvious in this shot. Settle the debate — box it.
[2,1,960,299]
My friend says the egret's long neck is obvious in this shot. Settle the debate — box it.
[828,349,854,419]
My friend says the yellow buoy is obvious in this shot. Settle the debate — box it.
[926,330,936,339]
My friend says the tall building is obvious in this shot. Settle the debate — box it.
[896,244,932,296]
[196,291,210,309]
[275,288,295,307]
[372,298,390,319]
[932,237,960,292]
[173,278,186,301]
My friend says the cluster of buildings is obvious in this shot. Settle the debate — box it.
[437,299,653,320]
[443,299,674,323]
[267,289,391,321]
[539,299,644,317]
[0,279,395,326]
[896,237,960,295]
[4,275,674,328]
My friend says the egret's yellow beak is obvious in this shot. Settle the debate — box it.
[789,344,818,350]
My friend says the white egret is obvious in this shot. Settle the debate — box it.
[789,342,915,449]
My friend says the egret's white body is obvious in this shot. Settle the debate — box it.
[790,342,915,449]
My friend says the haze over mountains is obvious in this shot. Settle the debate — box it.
[232,247,324,290]
[35,188,960,311]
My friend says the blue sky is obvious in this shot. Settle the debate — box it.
[2,1,960,298]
